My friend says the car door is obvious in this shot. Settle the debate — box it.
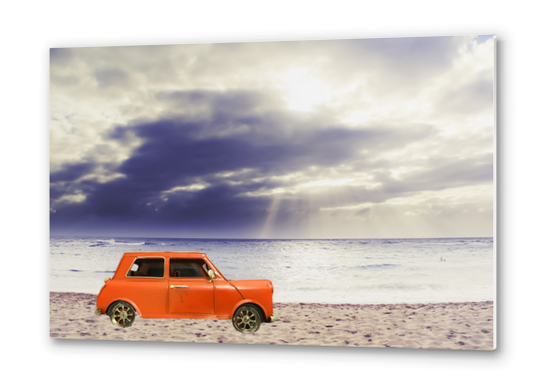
[124,256,168,317]
[168,258,214,315]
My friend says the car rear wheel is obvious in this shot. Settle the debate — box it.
[232,304,261,333]
[109,301,136,328]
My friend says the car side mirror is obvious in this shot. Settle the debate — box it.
[208,269,215,283]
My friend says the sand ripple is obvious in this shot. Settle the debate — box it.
[50,292,494,350]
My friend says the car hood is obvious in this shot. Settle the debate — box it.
[228,279,273,298]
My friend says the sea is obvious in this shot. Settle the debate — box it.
[49,236,494,305]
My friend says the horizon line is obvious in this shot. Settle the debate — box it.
[49,234,493,241]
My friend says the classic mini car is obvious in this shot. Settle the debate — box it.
[95,252,276,333]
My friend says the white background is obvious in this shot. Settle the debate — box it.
[1,0,539,382]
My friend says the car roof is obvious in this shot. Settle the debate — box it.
[122,252,207,258]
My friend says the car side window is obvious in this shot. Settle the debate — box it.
[127,258,164,278]
[169,259,208,278]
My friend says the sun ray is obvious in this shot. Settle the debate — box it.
[259,193,283,238]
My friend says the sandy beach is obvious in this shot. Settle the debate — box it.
[50,292,494,350]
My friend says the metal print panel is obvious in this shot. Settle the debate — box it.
[50,35,495,349]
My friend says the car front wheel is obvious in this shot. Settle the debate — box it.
[232,304,262,333]
[109,301,136,328]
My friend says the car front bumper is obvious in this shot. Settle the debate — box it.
[95,308,102,316]
[268,314,277,322]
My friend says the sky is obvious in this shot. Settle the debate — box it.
[50,35,494,239]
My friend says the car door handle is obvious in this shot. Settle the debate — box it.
[170,285,188,289]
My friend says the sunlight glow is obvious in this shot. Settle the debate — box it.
[277,69,332,111]
[238,175,381,198]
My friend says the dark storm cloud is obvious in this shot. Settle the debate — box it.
[153,183,273,225]
[50,82,493,236]
[50,185,65,200]
[50,89,438,232]
[50,163,95,183]
[109,92,433,185]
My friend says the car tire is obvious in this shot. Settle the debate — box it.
[232,304,262,333]
[109,301,136,328]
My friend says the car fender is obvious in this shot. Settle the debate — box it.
[229,299,269,320]
[105,297,142,317]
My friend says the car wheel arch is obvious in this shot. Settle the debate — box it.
[230,300,266,321]
[106,299,141,317]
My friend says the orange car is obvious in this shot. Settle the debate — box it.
[95,252,276,333]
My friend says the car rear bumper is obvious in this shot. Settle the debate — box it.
[268,314,277,323]
[95,308,102,316]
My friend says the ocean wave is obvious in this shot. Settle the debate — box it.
[350,264,398,270]
[95,239,116,244]
[88,239,146,246]
[88,239,117,247]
